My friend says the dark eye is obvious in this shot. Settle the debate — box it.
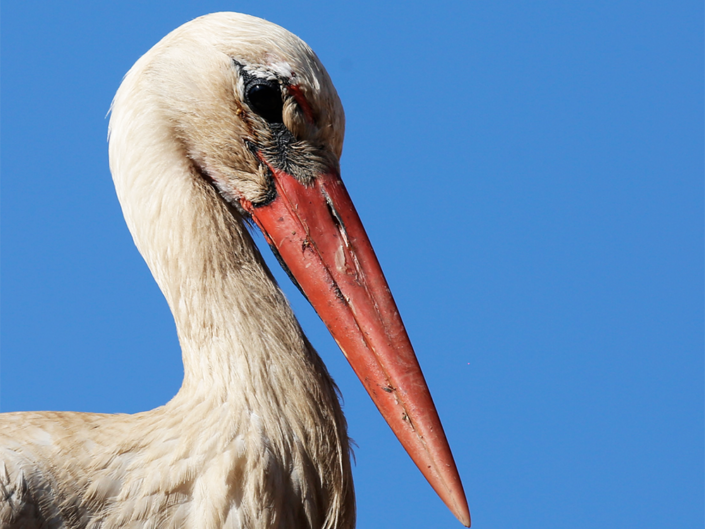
[245,81,283,124]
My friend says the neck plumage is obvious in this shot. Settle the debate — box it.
[107,68,354,528]
[110,70,316,401]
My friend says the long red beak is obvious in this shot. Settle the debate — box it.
[240,164,470,527]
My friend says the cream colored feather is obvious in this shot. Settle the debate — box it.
[0,13,354,529]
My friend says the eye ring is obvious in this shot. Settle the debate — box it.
[244,79,284,124]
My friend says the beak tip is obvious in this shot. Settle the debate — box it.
[445,487,471,527]
[456,504,471,527]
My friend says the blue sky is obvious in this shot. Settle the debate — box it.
[1,1,702,527]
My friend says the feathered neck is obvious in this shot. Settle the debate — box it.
[107,43,355,529]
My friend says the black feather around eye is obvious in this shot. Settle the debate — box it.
[245,81,284,124]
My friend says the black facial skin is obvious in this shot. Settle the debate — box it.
[232,60,332,207]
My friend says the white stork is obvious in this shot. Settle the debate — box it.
[0,13,470,528]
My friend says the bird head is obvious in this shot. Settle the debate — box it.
[133,14,344,210]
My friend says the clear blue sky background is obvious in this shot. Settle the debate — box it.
[1,2,702,528]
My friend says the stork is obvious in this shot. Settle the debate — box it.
[0,13,470,528]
